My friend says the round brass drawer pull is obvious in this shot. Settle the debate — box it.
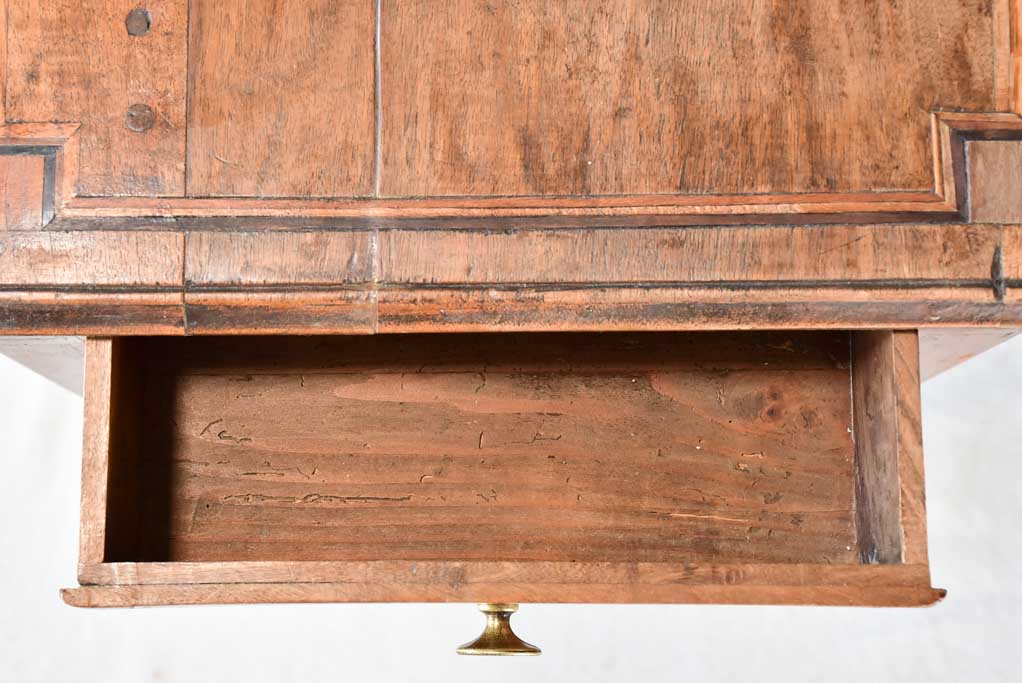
[456,603,541,656]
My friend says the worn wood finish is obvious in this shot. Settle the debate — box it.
[1004,225,1022,282]
[375,287,1022,335]
[0,155,43,229]
[107,333,857,565]
[19,111,1013,222]
[1012,0,1022,113]
[969,141,1022,222]
[68,330,938,606]
[79,339,115,567]
[185,231,373,288]
[0,123,81,215]
[187,0,375,197]
[75,559,928,589]
[377,225,1000,286]
[184,291,376,336]
[63,564,946,607]
[894,331,928,567]
[851,332,903,564]
[0,0,7,123]
[0,292,185,335]
[0,231,183,288]
[380,0,995,198]
[2,223,1021,335]
[5,1,186,196]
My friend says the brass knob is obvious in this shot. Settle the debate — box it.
[456,603,541,656]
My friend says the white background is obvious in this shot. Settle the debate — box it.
[1,337,1020,682]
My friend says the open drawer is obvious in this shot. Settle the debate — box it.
[63,331,941,608]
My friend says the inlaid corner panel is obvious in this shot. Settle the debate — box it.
[2,0,1014,204]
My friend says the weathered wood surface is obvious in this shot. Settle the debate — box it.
[111,333,857,565]
[894,331,928,567]
[1005,225,1022,282]
[377,225,1000,285]
[381,0,996,198]
[185,231,373,288]
[79,338,114,567]
[0,0,1010,204]
[1,224,1021,334]
[0,155,43,230]
[0,123,81,228]
[34,111,1022,220]
[851,331,904,564]
[0,232,183,287]
[0,292,185,335]
[186,0,375,197]
[71,329,940,605]
[75,559,929,589]
[63,563,946,607]
[5,1,186,196]
[969,140,1022,222]
[184,291,376,336]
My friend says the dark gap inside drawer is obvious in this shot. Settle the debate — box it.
[104,332,859,565]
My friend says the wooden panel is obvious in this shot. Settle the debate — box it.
[187,0,375,197]
[0,232,183,287]
[1,0,7,122]
[0,292,185,335]
[1004,225,1022,282]
[185,232,373,288]
[76,559,925,588]
[0,123,81,215]
[851,331,903,564]
[64,563,945,607]
[79,339,114,566]
[6,1,186,195]
[376,287,1020,335]
[0,155,43,230]
[184,291,376,335]
[894,331,928,566]
[378,225,999,285]
[116,333,857,565]
[969,141,1022,222]
[380,0,996,198]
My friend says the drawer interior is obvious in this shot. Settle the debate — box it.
[71,330,937,607]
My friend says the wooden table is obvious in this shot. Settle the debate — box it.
[1,0,1019,638]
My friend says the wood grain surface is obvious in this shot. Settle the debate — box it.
[851,332,903,564]
[63,563,945,607]
[0,222,1018,335]
[79,339,115,567]
[0,231,183,288]
[0,292,185,335]
[380,0,995,198]
[377,224,1000,285]
[0,155,43,230]
[102,333,859,566]
[1005,225,1022,281]
[894,331,928,567]
[185,231,373,288]
[969,140,1022,222]
[5,1,187,196]
[0,0,7,123]
[186,0,375,197]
